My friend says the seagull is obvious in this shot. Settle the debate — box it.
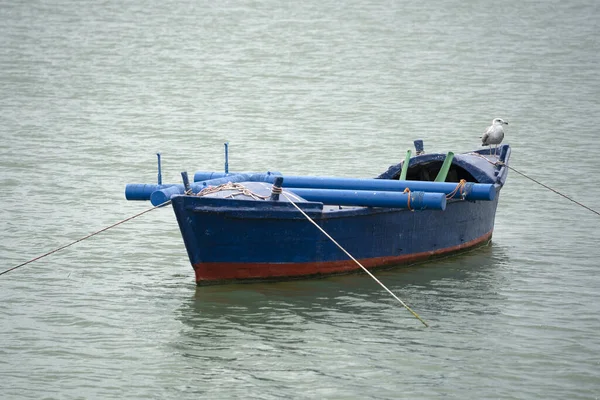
[481,118,508,156]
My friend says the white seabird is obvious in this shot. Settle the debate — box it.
[481,118,508,156]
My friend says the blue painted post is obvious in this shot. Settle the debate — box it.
[270,177,284,201]
[181,171,191,193]
[224,142,229,174]
[157,153,162,185]
[414,140,425,155]
[499,145,509,164]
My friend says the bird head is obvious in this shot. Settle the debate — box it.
[492,118,508,125]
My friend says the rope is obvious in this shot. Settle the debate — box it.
[467,152,503,166]
[507,165,600,217]
[197,182,269,200]
[467,152,600,217]
[281,190,429,327]
[446,179,467,199]
[0,201,171,278]
[402,188,413,211]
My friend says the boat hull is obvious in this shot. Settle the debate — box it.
[171,192,500,285]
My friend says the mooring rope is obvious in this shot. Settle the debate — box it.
[507,165,600,217]
[0,201,171,278]
[280,191,429,327]
[467,152,600,217]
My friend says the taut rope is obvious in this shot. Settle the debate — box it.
[0,201,171,277]
[468,152,600,217]
[281,191,429,327]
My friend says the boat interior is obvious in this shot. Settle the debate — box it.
[397,161,478,183]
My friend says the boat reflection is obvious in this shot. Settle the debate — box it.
[175,243,511,334]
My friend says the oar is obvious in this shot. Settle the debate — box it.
[399,150,411,181]
[434,152,454,182]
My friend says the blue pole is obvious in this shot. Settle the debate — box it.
[125,183,177,200]
[499,144,509,164]
[193,170,282,182]
[129,173,495,203]
[286,188,446,210]
[181,171,191,192]
[261,175,495,201]
[224,142,229,174]
[157,153,162,185]
[414,140,425,155]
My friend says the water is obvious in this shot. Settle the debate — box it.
[1,0,599,398]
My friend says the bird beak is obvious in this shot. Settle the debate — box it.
[504,122,509,125]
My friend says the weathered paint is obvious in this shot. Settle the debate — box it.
[192,230,493,284]
[171,191,501,285]
[163,145,511,285]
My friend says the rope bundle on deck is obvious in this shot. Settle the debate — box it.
[196,182,269,200]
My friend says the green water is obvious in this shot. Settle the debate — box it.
[1,1,599,399]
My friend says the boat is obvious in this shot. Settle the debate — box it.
[125,140,511,285]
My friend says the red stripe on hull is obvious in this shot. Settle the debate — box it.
[193,230,493,285]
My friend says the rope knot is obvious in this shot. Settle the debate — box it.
[403,188,413,211]
[446,179,467,200]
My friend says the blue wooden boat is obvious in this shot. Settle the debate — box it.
[126,141,510,285]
